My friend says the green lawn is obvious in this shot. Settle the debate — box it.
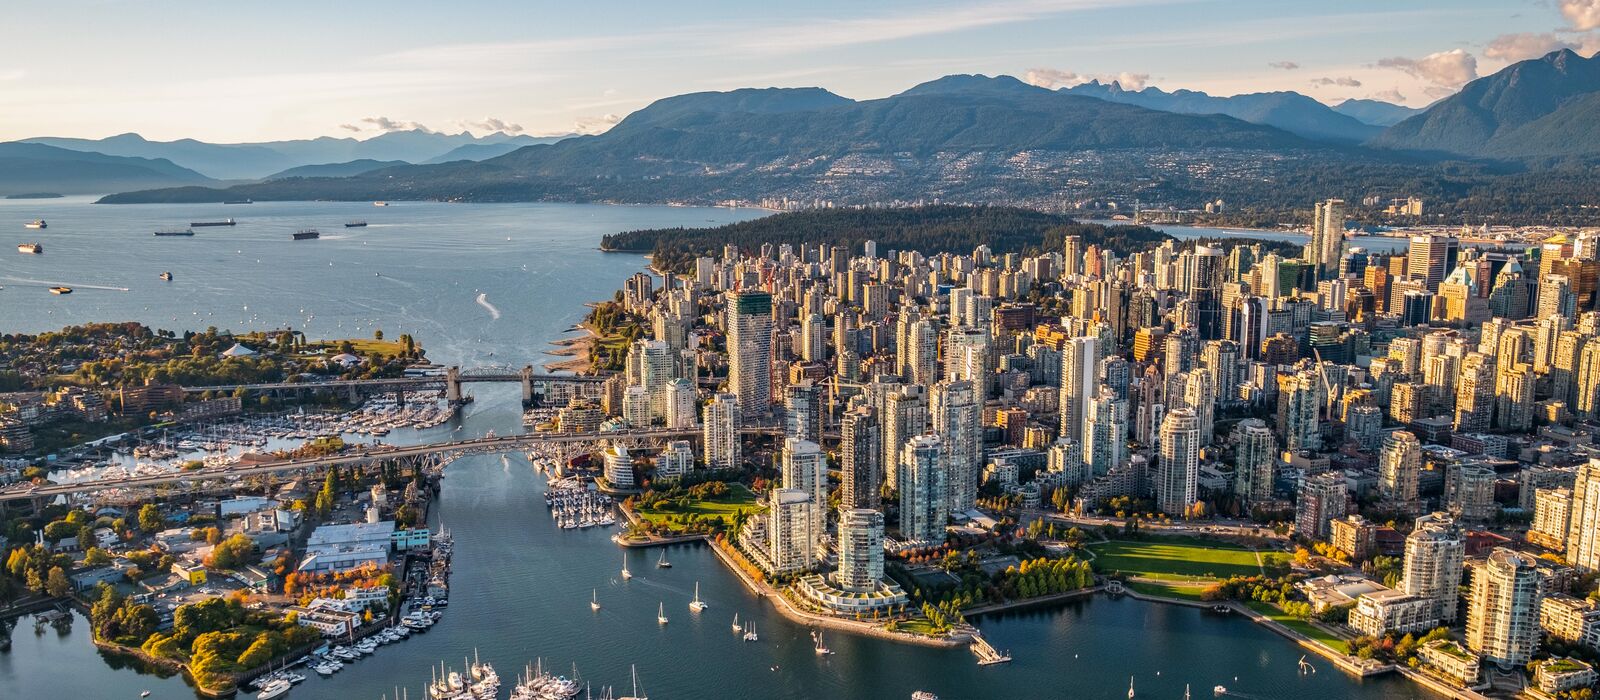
[1088,538,1262,581]
[1245,601,1350,654]
[1126,581,1210,601]
[635,483,761,527]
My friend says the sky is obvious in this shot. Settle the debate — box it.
[2,0,1598,143]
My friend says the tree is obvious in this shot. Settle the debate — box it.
[138,504,164,533]
[83,547,112,566]
[45,566,71,598]
[206,534,256,570]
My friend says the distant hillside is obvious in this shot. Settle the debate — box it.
[266,159,408,179]
[601,205,1171,272]
[0,142,214,195]
[422,137,568,164]
[21,129,548,180]
[1371,49,1600,159]
[1058,80,1380,143]
[1333,99,1421,127]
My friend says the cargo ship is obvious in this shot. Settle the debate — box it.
[222,199,253,205]
[17,243,42,254]
[190,219,235,227]
[293,229,320,240]
[154,229,195,236]
[23,219,46,229]
[345,221,367,228]
[49,286,72,294]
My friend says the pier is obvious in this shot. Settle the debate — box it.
[969,631,1012,665]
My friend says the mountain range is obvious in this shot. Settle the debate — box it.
[1371,49,1600,160]
[16,130,569,180]
[0,142,214,195]
[1056,80,1382,143]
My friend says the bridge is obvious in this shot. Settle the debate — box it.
[182,366,610,406]
[0,426,791,505]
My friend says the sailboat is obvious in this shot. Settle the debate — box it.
[657,602,668,625]
[618,665,647,700]
[656,550,672,568]
[621,553,632,580]
[1128,676,1135,699]
[731,613,742,634]
[591,589,601,612]
[743,621,759,642]
[1184,685,1191,700]
[689,582,707,612]
[813,630,833,655]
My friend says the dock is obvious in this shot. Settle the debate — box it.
[970,632,1012,665]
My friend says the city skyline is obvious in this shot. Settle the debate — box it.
[3,0,1599,142]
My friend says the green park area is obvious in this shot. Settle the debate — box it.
[630,482,762,533]
[1245,601,1350,654]
[1087,537,1263,582]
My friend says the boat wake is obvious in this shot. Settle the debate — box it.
[0,275,130,292]
[476,292,501,320]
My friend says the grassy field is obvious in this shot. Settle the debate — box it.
[635,483,761,527]
[1125,581,1210,601]
[1245,601,1350,654]
[1088,538,1262,581]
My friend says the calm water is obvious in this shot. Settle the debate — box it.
[0,200,1433,699]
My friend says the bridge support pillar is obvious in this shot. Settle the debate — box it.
[395,389,406,407]
[348,383,359,404]
[445,366,462,405]
[520,366,534,408]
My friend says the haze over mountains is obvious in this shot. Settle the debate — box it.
[17,130,569,181]
[11,49,1600,219]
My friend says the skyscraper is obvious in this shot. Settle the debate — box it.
[1408,234,1460,292]
[1233,419,1276,507]
[944,326,992,398]
[931,380,981,516]
[726,290,773,419]
[1465,548,1541,669]
[882,385,928,491]
[839,404,881,510]
[1086,388,1127,478]
[1401,513,1466,623]
[835,508,886,593]
[899,434,947,542]
[1567,460,1600,573]
[784,380,823,444]
[1058,336,1098,446]
[1378,430,1422,511]
[781,437,829,516]
[1156,408,1200,515]
[702,392,740,471]
[1296,471,1347,539]
[1454,352,1496,433]
[1307,198,1345,280]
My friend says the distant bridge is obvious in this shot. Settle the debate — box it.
[182,366,610,406]
[0,426,792,505]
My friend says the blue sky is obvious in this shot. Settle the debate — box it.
[2,0,1596,142]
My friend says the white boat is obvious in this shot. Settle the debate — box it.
[1213,685,1227,696]
[731,613,742,634]
[256,678,292,699]
[911,693,939,700]
[591,589,601,612]
[617,665,648,700]
[656,551,671,568]
[813,630,833,655]
[657,602,668,625]
[689,582,707,612]
[743,621,758,642]
[621,553,632,580]
[1128,676,1135,699]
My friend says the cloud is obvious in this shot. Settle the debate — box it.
[465,117,525,134]
[0,68,23,81]
[339,116,435,133]
[1267,61,1300,70]
[1370,89,1407,104]
[1024,68,1150,90]
[1376,49,1478,87]
[1310,76,1362,87]
[1484,32,1578,61]
[1562,0,1600,31]
[573,113,622,135]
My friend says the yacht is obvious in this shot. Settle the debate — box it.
[255,678,292,699]
[373,201,389,207]
[689,582,707,612]
[618,665,647,700]
[591,589,601,612]
[621,554,632,580]
[911,693,939,700]
[24,220,46,229]
[159,271,173,281]
[656,551,671,568]
[813,630,833,655]
[17,243,41,254]
[657,602,668,625]
[1213,685,1227,696]
[48,286,72,294]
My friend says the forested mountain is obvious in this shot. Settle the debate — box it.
[1058,80,1380,143]
[1370,49,1600,159]
[265,159,409,179]
[0,142,214,195]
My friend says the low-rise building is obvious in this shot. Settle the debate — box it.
[1533,658,1597,695]
[1418,639,1480,686]
[1541,593,1600,651]
[1347,589,1438,637]
[289,605,361,637]
[1329,514,1377,561]
[171,561,207,586]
